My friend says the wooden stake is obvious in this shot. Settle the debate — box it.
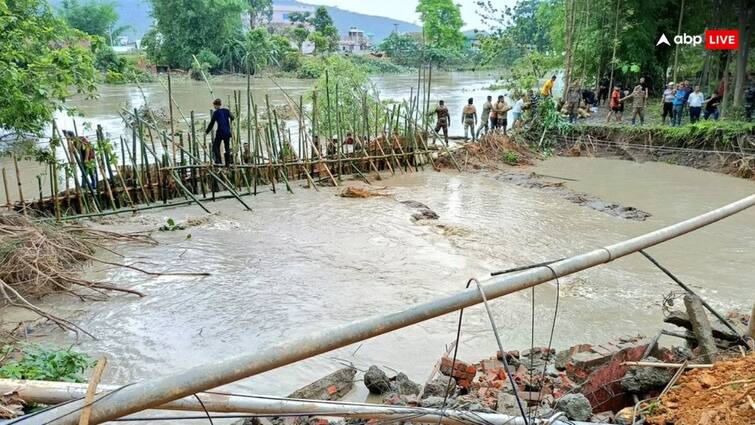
[78,356,108,425]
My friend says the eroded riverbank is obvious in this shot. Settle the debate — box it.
[13,156,750,413]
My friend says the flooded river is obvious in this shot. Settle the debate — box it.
[28,156,755,418]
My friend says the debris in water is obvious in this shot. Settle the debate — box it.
[497,172,652,221]
[339,186,392,198]
[401,199,440,221]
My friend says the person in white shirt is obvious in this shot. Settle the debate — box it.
[511,95,525,128]
[661,83,675,125]
[688,85,705,123]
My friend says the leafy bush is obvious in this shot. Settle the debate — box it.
[104,70,126,84]
[196,49,221,72]
[296,57,323,79]
[502,151,519,165]
[190,61,210,81]
[0,344,93,383]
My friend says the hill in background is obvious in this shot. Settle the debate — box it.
[48,0,420,43]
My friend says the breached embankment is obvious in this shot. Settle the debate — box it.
[553,124,755,179]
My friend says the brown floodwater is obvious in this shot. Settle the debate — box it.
[22,156,754,423]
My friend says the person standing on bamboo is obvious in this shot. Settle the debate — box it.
[462,98,478,142]
[476,95,493,139]
[205,98,235,166]
[620,84,647,126]
[430,100,450,145]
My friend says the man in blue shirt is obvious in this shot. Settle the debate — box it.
[205,98,235,165]
[672,84,686,127]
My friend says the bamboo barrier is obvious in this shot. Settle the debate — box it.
[11,69,463,221]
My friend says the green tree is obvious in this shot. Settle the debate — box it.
[416,0,464,52]
[291,26,310,53]
[379,33,421,65]
[246,0,272,28]
[0,0,97,134]
[60,0,128,43]
[312,6,334,33]
[309,31,328,55]
[145,0,244,69]
[287,11,311,24]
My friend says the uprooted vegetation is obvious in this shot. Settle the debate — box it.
[436,132,537,170]
[0,213,207,339]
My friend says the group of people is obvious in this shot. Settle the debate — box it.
[430,90,538,144]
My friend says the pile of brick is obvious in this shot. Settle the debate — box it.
[429,336,664,422]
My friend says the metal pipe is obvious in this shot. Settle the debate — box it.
[26,195,755,425]
[0,380,593,425]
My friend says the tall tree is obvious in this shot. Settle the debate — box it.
[732,0,753,107]
[291,26,310,53]
[312,6,334,33]
[247,0,272,29]
[144,0,244,69]
[0,0,97,134]
[60,0,129,43]
[416,0,465,52]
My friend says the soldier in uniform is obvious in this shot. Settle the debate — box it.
[430,100,450,145]
[476,95,493,139]
[566,80,582,124]
[462,98,478,142]
[493,95,511,135]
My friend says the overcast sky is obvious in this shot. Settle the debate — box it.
[298,0,517,30]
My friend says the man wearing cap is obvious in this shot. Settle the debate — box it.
[205,98,235,166]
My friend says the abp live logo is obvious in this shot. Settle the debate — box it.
[657,29,739,50]
[705,29,739,50]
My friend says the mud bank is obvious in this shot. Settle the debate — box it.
[553,125,755,179]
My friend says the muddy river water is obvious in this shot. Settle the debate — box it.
[2,72,754,422]
[28,156,755,415]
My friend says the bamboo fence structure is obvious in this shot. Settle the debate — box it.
[3,67,463,222]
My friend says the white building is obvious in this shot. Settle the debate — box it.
[339,27,372,55]
[242,4,316,54]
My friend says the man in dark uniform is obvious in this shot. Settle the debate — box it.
[430,100,450,145]
[205,98,235,166]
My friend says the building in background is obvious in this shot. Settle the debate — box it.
[242,4,316,54]
[339,27,372,55]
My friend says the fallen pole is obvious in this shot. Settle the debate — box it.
[639,249,746,343]
[25,194,755,425]
[0,380,591,425]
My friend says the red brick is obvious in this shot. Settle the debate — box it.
[326,385,338,395]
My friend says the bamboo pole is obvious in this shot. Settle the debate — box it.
[167,69,176,160]
[11,152,26,216]
[51,161,61,222]
[2,168,11,211]
[53,123,86,214]
[267,78,338,187]
[94,146,117,211]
